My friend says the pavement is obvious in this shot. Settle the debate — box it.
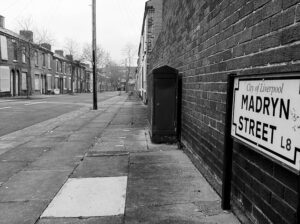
[0,93,241,224]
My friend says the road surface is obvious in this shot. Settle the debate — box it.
[0,92,119,137]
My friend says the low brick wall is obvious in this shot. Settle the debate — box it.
[149,0,300,223]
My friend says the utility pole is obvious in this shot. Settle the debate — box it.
[92,0,98,110]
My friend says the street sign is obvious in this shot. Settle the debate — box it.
[231,76,300,171]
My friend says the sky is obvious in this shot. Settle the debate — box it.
[1,0,147,64]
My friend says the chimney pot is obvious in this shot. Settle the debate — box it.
[41,43,51,51]
[0,15,5,28]
[55,50,64,57]
[19,30,33,42]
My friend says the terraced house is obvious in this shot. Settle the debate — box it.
[0,15,90,97]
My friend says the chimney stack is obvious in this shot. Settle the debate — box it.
[66,54,73,61]
[55,50,64,57]
[0,15,5,28]
[20,30,33,42]
[41,43,51,51]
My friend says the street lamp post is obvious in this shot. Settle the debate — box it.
[92,0,98,110]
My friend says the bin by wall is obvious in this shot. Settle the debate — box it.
[147,65,178,143]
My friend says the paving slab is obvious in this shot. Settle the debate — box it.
[53,125,82,132]
[25,144,87,171]
[129,150,193,165]
[41,177,127,218]
[129,161,200,179]
[100,131,147,141]
[0,141,21,155]
[38,216,123,224]
[125,201,240,224]
[43,130,72,139]
[84,122,109,129]
[101,128,144,136]
[21,138,62,148]
[67,132,98,143]
[124,141,148,152]
[0,200,49,224]
[91,141,126,152]
[0,161,28,182]
[126,174,219,208]
[147,142,179,151]
[0,146,51,162]
[71,155,129,178]
[0,170,70,202]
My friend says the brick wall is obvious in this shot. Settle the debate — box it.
[148,0,300,223]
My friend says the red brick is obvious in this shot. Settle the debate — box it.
[264,0,282,19]
[271,194,296,224]
[271,7,296,31]
[283,0,300,10]
[284,188,298,209]
[296,4,300,21]
[252,18,271,38]
[254,0,271,10]
[252,206,272,224]
[282,24,300,44]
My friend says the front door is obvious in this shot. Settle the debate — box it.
[15,72,19,96]
[10,71,14,96]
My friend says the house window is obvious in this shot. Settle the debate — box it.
[48,54,51,69]
[55,77,58,88]
[22,47,26,63]
[56,60,59,72]
[47,75,52,90]
[34,51,38,66]
[42,53,46,67]
[60,61,63,73]
[35,74,40,90]
[21,72,27,90]
[0,66,10,92]
[0,35,8,60]
[13,42,18,61]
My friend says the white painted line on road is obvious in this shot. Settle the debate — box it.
[0,107,12,110]
[0,100,14,103]
[24,101,45,106]
[41,177,127,218]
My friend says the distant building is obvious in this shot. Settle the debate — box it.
[136,0,163,103]
[0,15,89,97]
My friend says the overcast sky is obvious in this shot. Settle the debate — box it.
[1,0,147,64]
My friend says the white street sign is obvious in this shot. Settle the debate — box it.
[231,77,300,171]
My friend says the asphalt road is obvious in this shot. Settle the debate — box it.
[0,92,120,137]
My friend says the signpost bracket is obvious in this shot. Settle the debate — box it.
[222,73,235,210]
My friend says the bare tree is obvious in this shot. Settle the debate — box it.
[17,16,34,31]
[64,38,80,59]
[64,38,81,94]
[122,42,137,92]
[81,43,110,68]
[17,16,55,45]
[35,28,55,45]
[82,43,111,92]
[105,61,123,91]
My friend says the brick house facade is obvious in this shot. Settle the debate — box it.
[137,0,163,104]
[0,16,89,97]
[148,0,300,223]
